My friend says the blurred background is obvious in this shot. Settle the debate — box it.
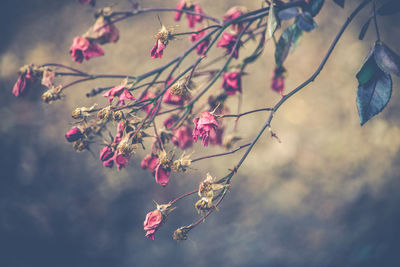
[1,0,400,266]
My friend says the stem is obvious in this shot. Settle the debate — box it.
[191,143,251,163]
[169,190,197,205]
[372,0,381,41]
[218,108,273,119]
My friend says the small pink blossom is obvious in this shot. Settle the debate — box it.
[174,1,204,28]
[163,115,179,129]
[163,89,185,106]
[141,153,159,173]
[143,209,163,240]
[100,146,114,168]
[12,71,35,97]
[223,6,247,32]
[221,71,242,95]
[69,36,104,63]
[190,28,210,55]
[140,91,158,116]
[155,164,171,186]
[113,121,125,144]
[172,126,193,149]
[271,67,286,96]
[114,153,130,170]
[150,40,166,59]
[193,111,219,146]
[217,33,240,59]
[65,127,83,142]
[103,85,136,105]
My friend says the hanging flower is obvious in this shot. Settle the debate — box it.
[143,202,175,240]
[217,33,240,59]
[271,66,286,96]
[172,126,193,149]
[150,25,172,59]
[65,127,83,142]
[192,111,219,146]
[190,28,210,55]
[84,16,119,45]
[221,71,242,95]
[223,6,248,33]
[69,36,104,63]
[174,1,204,28]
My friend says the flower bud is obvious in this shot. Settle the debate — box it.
[65,127,83,142]
[195,197,212,214]
[173,226,190,241]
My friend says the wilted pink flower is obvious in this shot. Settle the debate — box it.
[85,16,119,45]
[69,36,104,63]
[100,146,114,168]
[174,1,204,28]
[163,89,185,106]
[150,40,166,59]
[217,33,240,59]
[172,126,193,149]
[193,111,219,146]
[79,0,95,6]
[190,28,210,55]
[223,6,247,32]
[114,153,130,170]
[141,153,159,173]
[103,85,135,105]
[221,71,242,95]
[12,70,35,97]
[163,115,179,129]
[155,164,171,186]
[143,209,163,240]
[271,67,286,96]
[65,127,83,142]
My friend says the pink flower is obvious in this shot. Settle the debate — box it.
[65,127,83,142]
[79,0,95,6]
[86,16,119,45]
[114,153,130,170]
[12,71,35,97]
[271,67,286,96]
[150,40,166,59]
[217,33,240,59]
[141,153,159,173]
[100,146,114,168]
[190,28,210,55]
[163,115,179,129]
[155,164,171,186]
[69,36,104,63]
[221,71,242,95]
[193,111,219,146]
[103,85,136,105]
[174,1,204,28]
[143,209,163,240]
[172,126,193,149]
[163,89,185,106]
[223,6,247,32]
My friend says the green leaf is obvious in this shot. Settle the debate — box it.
[296,12,317,32]
[356,70,392,125]
[356,47,380,85]
[377,0,400,16]
[374,42,400,76]
[267,4,279,39]
[275,24,303,67]
[278,7,299,20]
[358,18,371,40]
[332,0,344,8]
